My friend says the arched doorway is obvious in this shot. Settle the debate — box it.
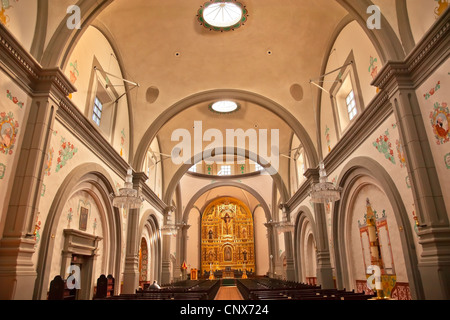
[201,198,256,277]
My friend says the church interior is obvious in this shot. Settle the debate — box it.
[0,0,449,301]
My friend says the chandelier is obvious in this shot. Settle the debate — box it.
[160,206,188,236]
[111,168,144,209]
[264,204,294,233]
[309,161,341,204]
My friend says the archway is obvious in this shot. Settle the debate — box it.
[200,197,256,277]
[33,163,122,300]
[332,157,423,300]
[294,206,319,283]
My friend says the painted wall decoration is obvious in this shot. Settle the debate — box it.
[55,137,78,172]
[396,140,407,168]
[6,90,24,108]
[44,147,54,176]
[424,81,441,100]
[69,60,79,86]
[435,0,449,18]
[33,212,41,249]
[79,207,89,231]
[67,208,73,228]
[325,126,331,153]
[429,102,449,145]
[120,129,126,157]
[405,176,411,189]
[373,129,396,164]
[445,153,450,169]
[0,163,5,179]
[0,111,19,155]
[93,218,97,235]
[139,238,148,282]
[40,183,46,197]
[369,56,380,93]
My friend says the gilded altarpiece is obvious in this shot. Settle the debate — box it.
[201,198,255,275]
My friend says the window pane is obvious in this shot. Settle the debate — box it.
[93,96,103,126]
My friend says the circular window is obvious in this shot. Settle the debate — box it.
[209,101,240,114]
[198,1,248,32]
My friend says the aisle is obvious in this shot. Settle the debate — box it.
[214,286,244,300]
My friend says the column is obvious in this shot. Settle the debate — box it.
[122,208,140,294]
[280,204,296,281]
[0,94,59,300]
[180,224,190,280]
[161,206,175,285]
[304,168,335,289]
[121,172,147,294]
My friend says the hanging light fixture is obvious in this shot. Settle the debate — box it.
[309,161,342,204]
[264,204,294,233]
[111,168,144,209]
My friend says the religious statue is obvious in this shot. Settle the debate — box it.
[224,247,232,261]
[221,212,233,235]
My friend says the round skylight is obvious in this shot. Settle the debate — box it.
[210,101,240,113]
[202,2,243,28]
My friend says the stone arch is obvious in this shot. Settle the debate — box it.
[40,0,113,68]
[336,0,406,63]
[293,206,319,283]
[164,146,290,205]
[33,163,122,300]
[133,89,319,173]
[332,156,423,299]
[182,182,272,223]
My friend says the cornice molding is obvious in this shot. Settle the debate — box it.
[372,9,450,93]
[0,24,76,100]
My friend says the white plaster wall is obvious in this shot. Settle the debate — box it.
[254,206,269,276]
[407,0,445,44]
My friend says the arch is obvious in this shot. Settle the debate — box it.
[165,146,290,206]
[40,0,113,68]
[293,206,319,283]
[30,0,48,60]
[182,181,272,223]
[33,163,122,300]
[316,14,355,160]
[336,0,406,63]
[199,197,256,274]
[331,156,424,300]
[133,89,319,172]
